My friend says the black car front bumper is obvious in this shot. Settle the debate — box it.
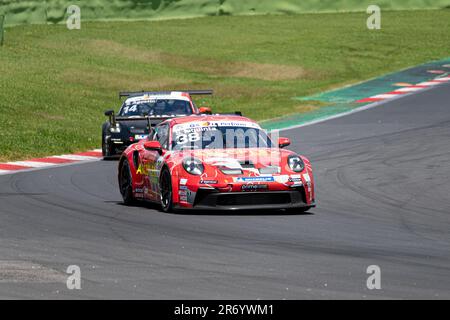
[106,134,145,156]
[187,189,315,211]
[109,138,132,155]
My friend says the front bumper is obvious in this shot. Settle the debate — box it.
[180,189,315,211]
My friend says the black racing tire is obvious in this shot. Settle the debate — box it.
[159,167,173,213]
[119,159,136,205]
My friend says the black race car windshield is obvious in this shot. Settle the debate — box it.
[171,123,273,150]
[119,99,192,117]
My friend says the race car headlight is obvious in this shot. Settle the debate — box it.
[110,123,121,133]
[182,157,204,175]
[288,155,305,172]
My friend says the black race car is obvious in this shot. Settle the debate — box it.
[102,90,213,159]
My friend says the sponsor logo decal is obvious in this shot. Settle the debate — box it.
[234,176,274,182]
[179,190,188,201]
[136,162,157,175]
[200,180,218,184]
[241,184,268,191]
[135,134,148,140]
[156,157,164,170]
[303,173,312,186]
[173,120,260,133]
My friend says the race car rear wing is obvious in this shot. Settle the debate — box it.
[119,90,213,99]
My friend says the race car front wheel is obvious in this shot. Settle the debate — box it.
[159,168,173,213]
[119,159,135,205]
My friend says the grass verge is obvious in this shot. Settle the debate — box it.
[1,10,450,161]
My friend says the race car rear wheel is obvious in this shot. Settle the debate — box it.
[159,168,173,213]
[119,159,135,205]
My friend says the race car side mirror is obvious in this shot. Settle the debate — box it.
[278,137,291,148]
[104,109,116,125]
[199,107,212,115]
[144,140,163,154]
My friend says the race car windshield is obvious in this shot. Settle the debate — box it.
[171,125,273,150]
[119,99,192,117]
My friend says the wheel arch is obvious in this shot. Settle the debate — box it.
[159,163,180,205]
[118,151,136,183]
[117,154,128,185]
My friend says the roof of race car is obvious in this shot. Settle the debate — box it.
[166,114,261,127]
[124,91,191,105]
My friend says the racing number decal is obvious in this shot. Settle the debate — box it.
[122,105,138,114]
[138,153,164,200]
[176,132,201,145]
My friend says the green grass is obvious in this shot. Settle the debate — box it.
[1,10,450,161]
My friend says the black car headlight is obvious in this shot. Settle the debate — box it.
[288,155,305,172]
[182,157,204,175]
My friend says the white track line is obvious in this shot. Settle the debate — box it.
[371,94,399,99]
[417,81,442,86]
[394,87,424,92]
[6,161,58,168]
[52,155,101,161]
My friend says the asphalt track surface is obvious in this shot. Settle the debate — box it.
[1,83,450,299]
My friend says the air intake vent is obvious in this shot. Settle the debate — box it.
[216,193,291,206]
[259,166,280,174]
[239,160,254,169]
[220,168,243,175]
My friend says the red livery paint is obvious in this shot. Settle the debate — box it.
[118,115,316,212]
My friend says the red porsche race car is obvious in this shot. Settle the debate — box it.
[118,114,315,212]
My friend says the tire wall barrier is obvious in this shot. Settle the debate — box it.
[1,0,450,26]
